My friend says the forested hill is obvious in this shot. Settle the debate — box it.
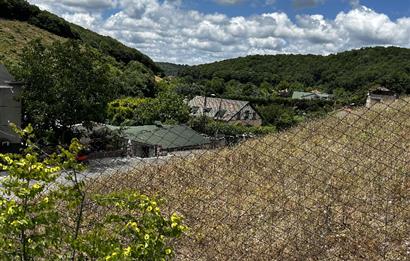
[157,62,189,77]
[0,0,161,74]
[179,47,410,96]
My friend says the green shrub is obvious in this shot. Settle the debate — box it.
[107,92,190,126]
[0,124,187,260]
[189,117,276,136]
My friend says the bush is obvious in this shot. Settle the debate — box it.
[0,124,187,260]
[189,117,276,136]
[107,92,190,126]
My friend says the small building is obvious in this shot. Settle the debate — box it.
[188,96,262,127]
[108,124,210,158]
[292,91,333,101]
[0,64,22,148]
[366,87,397,108]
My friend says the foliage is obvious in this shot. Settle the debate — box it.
[107,97,155,126]
[118,60,157,97]
[157,62,188,77]
[0,124,85,259]
[75,192,187,260]
[256,104,303,130]
[179,47,410,103]
[107,92,190,126]
[71,24,161,74]
[0,0,78,38]
[0,0,161,73]
[0,124,187,260]
[189,117,276,136]
[17,39,120,142]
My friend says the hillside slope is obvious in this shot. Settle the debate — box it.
[0,0,160,73]
[0,18,63,64]
[180,47,410,96]
[94,98,410,260]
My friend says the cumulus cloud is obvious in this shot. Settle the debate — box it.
[28,0,410,64]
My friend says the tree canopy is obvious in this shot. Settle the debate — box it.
[18,39,120,141]
[177,46,410,102]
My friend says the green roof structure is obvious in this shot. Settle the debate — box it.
[292,91,333,100]
[107,124,210,150]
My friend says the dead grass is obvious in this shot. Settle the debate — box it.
[87,99,410,260]
[0,19,63,64]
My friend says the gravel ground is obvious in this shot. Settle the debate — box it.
[0,150,209,189]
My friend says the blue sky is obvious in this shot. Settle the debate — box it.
[183,1,410,20]
[29,0,410,64]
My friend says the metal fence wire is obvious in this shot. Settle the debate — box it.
[58,98,409,260]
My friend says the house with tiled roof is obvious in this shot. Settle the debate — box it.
[0,64,22,147]
[188,96,262,127]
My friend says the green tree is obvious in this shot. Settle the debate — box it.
[18,39,120,142]
[107,92,190,126]
[119,61,157,97]
[107,97,155,126]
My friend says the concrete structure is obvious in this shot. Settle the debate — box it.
[188,96,262,127]
[366,87,397,108]
[0,64,22,146]
[292,91,333,101]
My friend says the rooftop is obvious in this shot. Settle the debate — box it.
[188,96,250,121]
[107,124,210,150]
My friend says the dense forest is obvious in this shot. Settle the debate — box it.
[172,47,410,101]
[0,0,161,73]
[157,62,189,77]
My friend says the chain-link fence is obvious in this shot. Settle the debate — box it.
[2,97,409,260]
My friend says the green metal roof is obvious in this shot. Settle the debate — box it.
[107,124,210,150]
[292,91,332,100]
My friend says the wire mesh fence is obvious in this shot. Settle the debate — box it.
[1,97,409,260]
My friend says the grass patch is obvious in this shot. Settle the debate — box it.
[0,19,63,64]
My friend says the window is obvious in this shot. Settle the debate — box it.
[252,112,257,120]
[244,111,250,120]
[203,107,212,113]
[191,106,199,114]
[215,109,227,119]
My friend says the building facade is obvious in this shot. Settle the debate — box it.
[366,87,397,108]
[0,65,21,145]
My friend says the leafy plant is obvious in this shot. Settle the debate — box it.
[107,91,190,126]
[0,124,187,260]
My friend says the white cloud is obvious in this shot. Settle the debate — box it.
[28,0,410,65]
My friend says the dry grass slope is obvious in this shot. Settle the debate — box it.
[0,19,63,64]
[89,99,410,260]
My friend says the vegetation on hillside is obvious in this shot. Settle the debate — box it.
[178,47,410,101]
[157,62,189,77]
[0,0,161,73]
[0,19,63,65]
[92,98,410,260]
